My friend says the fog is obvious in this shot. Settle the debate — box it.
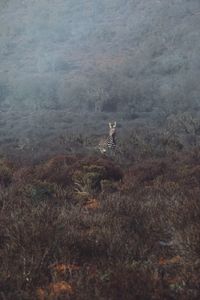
[0,0,200,159]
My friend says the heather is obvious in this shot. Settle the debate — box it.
[0,146,200,300]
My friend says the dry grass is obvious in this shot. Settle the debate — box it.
[0,149,200,299]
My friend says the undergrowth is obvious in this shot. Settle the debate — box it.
[0,149,200,299]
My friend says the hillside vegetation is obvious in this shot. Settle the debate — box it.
[0,147,200,299]
[1,0,200,160]
[0,0,200,114]
[0,2,200,298]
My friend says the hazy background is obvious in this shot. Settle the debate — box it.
[0,0,200,160]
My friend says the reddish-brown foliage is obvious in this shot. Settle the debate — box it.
[37,281,73,300]
[1,151,200,300]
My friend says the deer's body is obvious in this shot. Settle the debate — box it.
[99,122,117,154]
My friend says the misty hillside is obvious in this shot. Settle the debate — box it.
[1,0,200,113]
[1,2,200,299]
[0,0,200,160]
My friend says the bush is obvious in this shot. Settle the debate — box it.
[0,159,14,186]
[0,152,200,299]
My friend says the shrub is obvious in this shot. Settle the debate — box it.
[0,152,200,300]
[0,159,14,186]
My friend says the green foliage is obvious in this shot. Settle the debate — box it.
[73,161,122,194]
[73,169,99,194]
[81,172,102,193]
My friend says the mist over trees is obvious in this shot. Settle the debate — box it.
[1,3,200,298]
[0,0,200,116]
